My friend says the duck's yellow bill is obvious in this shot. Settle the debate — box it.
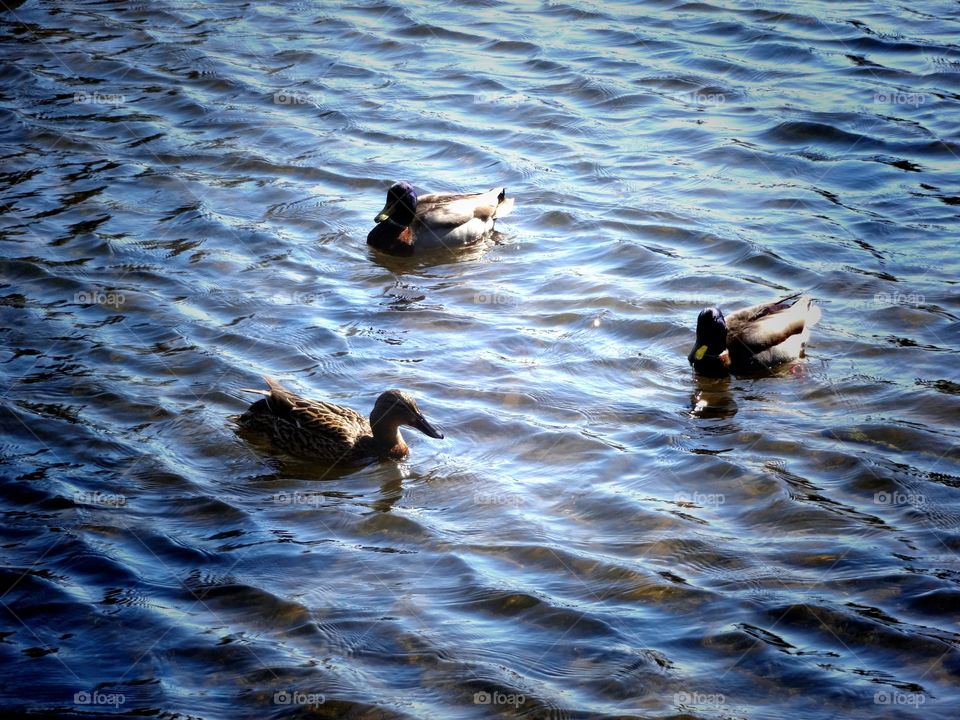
[694,345,708,361]
[374,204,392,223]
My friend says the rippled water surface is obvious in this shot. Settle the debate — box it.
[2,0,959,718]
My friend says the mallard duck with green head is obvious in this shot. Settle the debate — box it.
[366,181,514,255]
[689,293,821,376]
[238,377,443,463]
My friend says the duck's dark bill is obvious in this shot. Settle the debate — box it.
[414,415,444,439]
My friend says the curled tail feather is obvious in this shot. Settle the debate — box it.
[494,188,514,219]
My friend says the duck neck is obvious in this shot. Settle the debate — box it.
[367,219,414,254]
[368,218,401,243]
[697,350,731,376]
[371,418,409,459]
[696,334,728,367]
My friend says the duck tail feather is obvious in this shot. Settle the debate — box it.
[494,194,514,218]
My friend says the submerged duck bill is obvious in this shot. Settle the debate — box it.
[414,415,444,439]
[694,345,709,361]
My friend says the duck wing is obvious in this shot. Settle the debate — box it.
[261,377,368,447]
[416,187,512,228]
[726,294,819,353]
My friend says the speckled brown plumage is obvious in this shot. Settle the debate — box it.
[237,377,443,464]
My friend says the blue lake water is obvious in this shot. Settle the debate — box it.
[1,0,959,718]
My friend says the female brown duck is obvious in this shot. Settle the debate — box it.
[238,377,443,463]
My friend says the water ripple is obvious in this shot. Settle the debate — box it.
[1,0,959,718]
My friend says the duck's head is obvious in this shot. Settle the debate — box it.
[370,390,444,440]
[689,307,729,369]
[374,181,418,226]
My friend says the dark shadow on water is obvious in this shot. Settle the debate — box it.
[688,356,816,418]
[689,375,738,419]
[230,401,436,511]
[366,230,510,273]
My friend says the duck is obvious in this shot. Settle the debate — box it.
[688,293,821,377]
[366,181,514,255]
[237,377,443,463]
